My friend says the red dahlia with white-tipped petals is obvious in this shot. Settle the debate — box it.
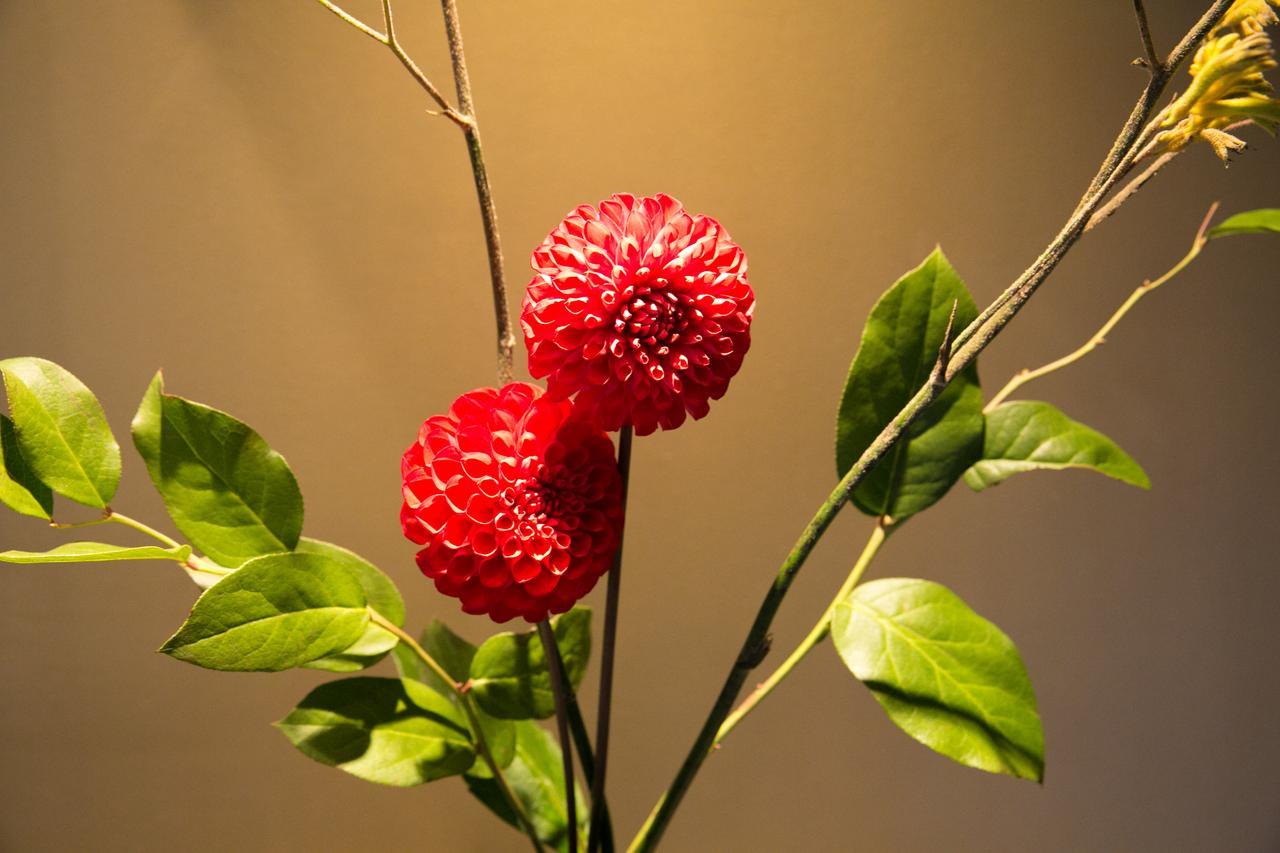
[400,382,624,623]
[521,193,755,435]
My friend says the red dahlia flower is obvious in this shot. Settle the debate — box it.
[401,382,624,623]
[522,193,755,435]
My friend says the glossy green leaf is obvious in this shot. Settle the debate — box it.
[298,538,404,672]
[0,357,120,508]
[964,401,1150,491]
[159,551,368,671]
[275,677,474,787]
[131,372,303,567]
[392,621,517,774]
[835,249,984,521]
[465,720,588,851]
[0,541,191,564]
[832,577,1044,781]
[393,619,476,695]
[469,608,591,720]
[0,414,53,518]
[1208,208,1280,238]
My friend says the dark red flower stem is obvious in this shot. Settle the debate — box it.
[588,426,632,853]
[538,620,578,853]
[549,640,615,852]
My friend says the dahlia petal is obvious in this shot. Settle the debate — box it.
[479,559,510,589]
[525,569,559,597]
[512,557,541,584]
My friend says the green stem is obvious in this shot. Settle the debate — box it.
[628,7,1234,849]
[107,511,184,549]
[715,521,891,745]
[985,202,1215,411]
[369,611,545,853]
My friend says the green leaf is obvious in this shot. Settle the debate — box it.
[0,357,120,509]
[159,551,369,671]
[834,249,985,521]
[1208,208,1280,238]
[832,578,1044,781]
[0,541,192,564]
[392,619,476,695]
[392,622,517,774]
[0,414,53,518]
[469,608,592,720]
[465,720,588,851]
[964,401,1150,491]
[131,372,303,567]
[297,538,405,672]
[275,677,475,787]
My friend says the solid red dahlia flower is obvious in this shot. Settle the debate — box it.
[400,382,624,623]
[522,193,755,435]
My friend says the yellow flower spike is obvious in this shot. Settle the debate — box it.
[1156,0,1280,161]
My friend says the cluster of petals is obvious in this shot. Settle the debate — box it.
[521,193,755,435]
[401,383,624,623]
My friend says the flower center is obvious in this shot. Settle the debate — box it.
[615,288,689,352]
[507,468,587,533]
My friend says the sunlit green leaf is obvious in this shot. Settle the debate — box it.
[298,538,404,672]
[965,401,1149,491]
[275,677,474,786]
[469,608,591,720]
[0,357,120,508]
[835,249,984,521]
[0,541,191,564]
[160,551,368,671]
[465,720,588,851]
[393,621,517,773]
[832,578,1044,781]
[0,414,53,518]
[131,372,303,567]
[1208,208,1280,238]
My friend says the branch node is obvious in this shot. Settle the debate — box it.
[736,635,772,671]
[930,299,960,387]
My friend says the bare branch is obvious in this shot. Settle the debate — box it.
[314,0,387,43]
[1133,0,1161,72]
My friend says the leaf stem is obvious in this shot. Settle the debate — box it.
[985,202,1218,411]
[589,425,632,853]
[369,611,545,853]
[538,621,578,853]
[106,511,184,549]
[715,520,891,746]
[627,6,1234,849]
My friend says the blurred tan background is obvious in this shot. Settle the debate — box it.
[2,1,1278,850]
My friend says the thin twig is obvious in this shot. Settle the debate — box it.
[715,520,892,745]
[538,621,578,853]
[381,0,471,127]
[1086,150,1180,232]
[313,0,386,43]
[588,426,632,853]
[1133,0,1161,71]
[314,0,512,378]
[988,201,1219,410]
[626,5,1236,850]
[440,0,516,383]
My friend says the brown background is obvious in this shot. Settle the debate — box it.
[2,1,1278,851]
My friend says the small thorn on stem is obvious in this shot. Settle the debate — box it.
[930,299,960,387]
